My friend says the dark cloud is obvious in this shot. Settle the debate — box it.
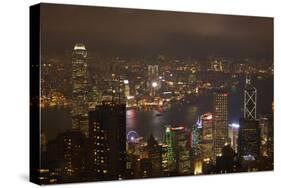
[40,3,273,58]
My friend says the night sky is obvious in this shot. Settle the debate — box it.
[41,3,273,59]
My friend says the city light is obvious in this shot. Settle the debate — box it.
[243,154,256,161]
[74,43,86,50]
[171,126,185,131]
[152,81,158,88]
[127,96,135,100]
[33,4,274,184]
[127,131,139,142]
[124,80,129,84]
[201,113,212,120]
[230,123,240,128]
[194,161,203,175]
[206,114,212,120]
[165,127,171,133]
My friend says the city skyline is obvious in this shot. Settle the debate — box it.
[31,3,274,185]
[38,40,274,183]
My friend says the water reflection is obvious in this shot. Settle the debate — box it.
[42,76,273,142]
[126,104,199,141]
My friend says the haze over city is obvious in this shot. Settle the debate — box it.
[31,3,274,185]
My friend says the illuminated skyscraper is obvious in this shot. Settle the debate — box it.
[191,121,203,174]
[72,43,89,135]
[259,114,273,158]
[124,80,130,98]
[244,74,257,120]
[228,123,239,153]
[238,76,260,160]
[147,65,159,97]
[213,91,228,158]
[201,113,214,161]
[148,65,159,82]
[161,144,169,176]
[170,127,192,175]
[88,102,126,180]
[191,119,202,158]
[163,127,175,171]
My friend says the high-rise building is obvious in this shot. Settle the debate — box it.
[191,119,203,158]
[213,91,229,158]
[238,119,260,160]
[238,75,260,161]
[244,74,257,120]
[147,65,160,97]
[124,80,130,98]
[170,127,192,175]
[259,114,273,158]
[72,43,89,135]
[88,102,126,181]
[191,119,203,174]
[191,113,214,174]
[228,123,239,153]
[161,144,169,176]
[163,127,175,171]
[56,130,86,182]
[146,134,162,177]
[148,65,159,82]
[201,113,214,161]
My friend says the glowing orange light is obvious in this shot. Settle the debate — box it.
[171,126,185,131]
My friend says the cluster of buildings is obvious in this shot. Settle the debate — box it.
[39,46,273,110]
[37,43,273,184]
[189,75,273,175]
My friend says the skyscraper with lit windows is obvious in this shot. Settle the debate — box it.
[72,43,89,135]
[56,130,86,182]
[259,114,273,158]
[213,91,228,158]
[170,127,192,175]
[163,127,175,171]
[88,102,126,180]
[201,113,214,161]
[191,120,202,158]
